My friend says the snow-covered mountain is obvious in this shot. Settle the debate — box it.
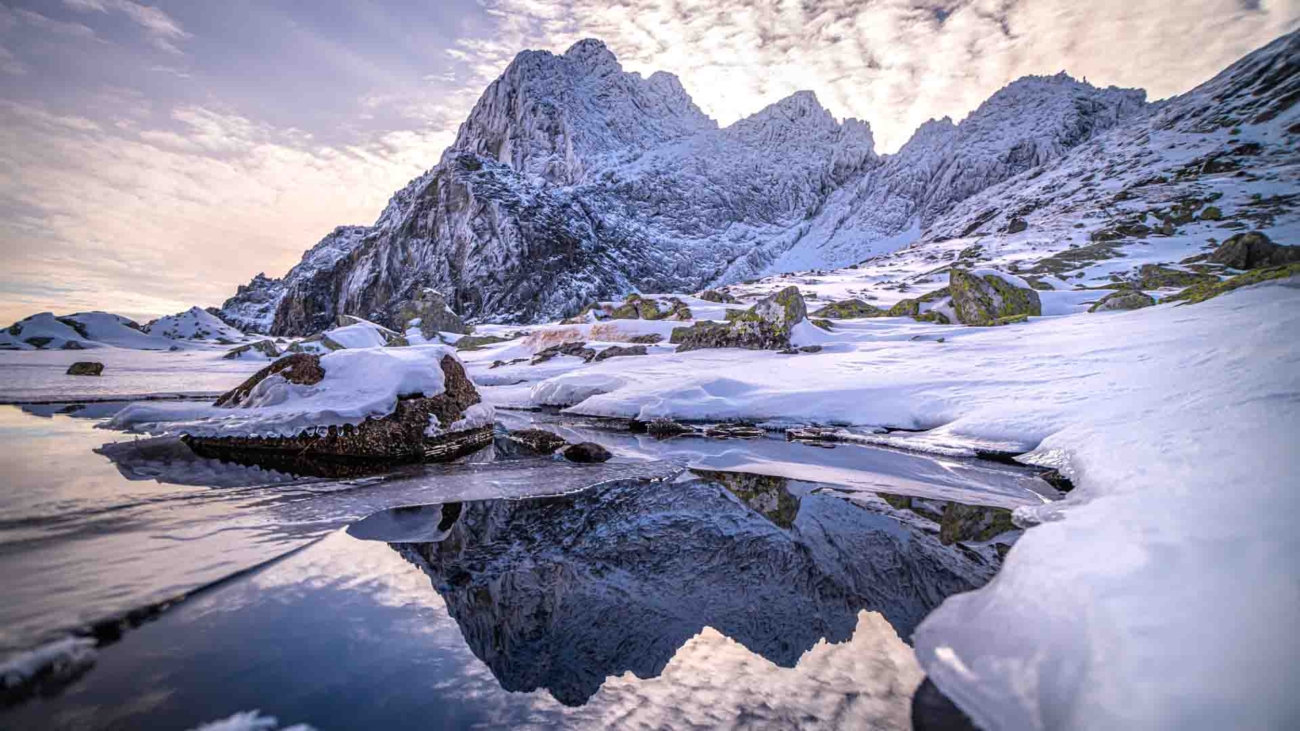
[222,32,1294,335]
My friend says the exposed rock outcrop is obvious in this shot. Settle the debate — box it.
[1209,232,1300,270]
[1089,290,1157,312]
[812,298,885,319]
[222,340,280,360]
[562,442,613,463]
[395,289,469,338]
[66,361,103,376]
[949,270,1042,326]
[671,286,807,352]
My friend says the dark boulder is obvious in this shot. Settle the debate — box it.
[593,345,648,362]
[505,428,569,455]
[222,340,281,360]
[698,289,738,303]
[562,442,612,463]
[1088,290,1156,312]
[66,361,104,376]
[1209,232,1300,270]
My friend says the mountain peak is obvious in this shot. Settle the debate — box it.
[563,38,619,69]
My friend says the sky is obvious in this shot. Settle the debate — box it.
[0,0,1296,325]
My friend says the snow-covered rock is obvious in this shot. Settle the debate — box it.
[109,345,494,463]
[0,312,179,351]
[145,306,246,342]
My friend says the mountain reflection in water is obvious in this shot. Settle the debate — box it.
[351,471,1014,708]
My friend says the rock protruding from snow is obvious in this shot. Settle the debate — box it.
[65,361,104,376]
[1209,232,1300,270]
[223,340,281,360]
[179,348,492,464]
[146,307,245,342]
[395,289,469,339]
[671,286,807,352]
[1088,290,1156,312]
[949,269,1042,326]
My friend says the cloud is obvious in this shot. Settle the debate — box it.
[0,98,450,323]
[61,0,191,54]
[0,0,1296,324]
[10,7,98,39]
[461,0,1299,152]
[0,43,26,75]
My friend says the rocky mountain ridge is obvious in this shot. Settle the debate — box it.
[219,33,1295,335]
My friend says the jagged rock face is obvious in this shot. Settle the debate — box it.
[220,34,1271,333]
[392,475,1003,707]
[394,289,469,338]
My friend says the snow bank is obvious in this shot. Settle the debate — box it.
[324,320,390,349]
[0,636,97,690]
[109,344,462,438]
[188,710,316,731]
[528,282,1300,728]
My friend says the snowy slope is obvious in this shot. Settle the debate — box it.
[518,276,1300,730]
[222,34,1156,334]
[0,312,183,351]
[145,307,246,342]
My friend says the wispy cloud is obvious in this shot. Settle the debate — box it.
[62,0,191,54]
[0,0,1295,324]
[460,0,1298,151]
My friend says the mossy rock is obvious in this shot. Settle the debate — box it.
[698,289,738,304]
[949,270,1041,326]
[887,299,920,317]
[810,318,833,331]
[812,299,885,319]
[1004,218,1028,234]
[914,311,950,324]
[1208,231,1300,270]
[939,502,1017,545]
[1022,276,1055,291]
[1166,262,1300,305]
[1088,290,1156,313]
[1199,206,1223,221]
[1134,264,1217,290]
[1028,242,1124,276]
[673,287,807,352]
[455,334,510,351]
